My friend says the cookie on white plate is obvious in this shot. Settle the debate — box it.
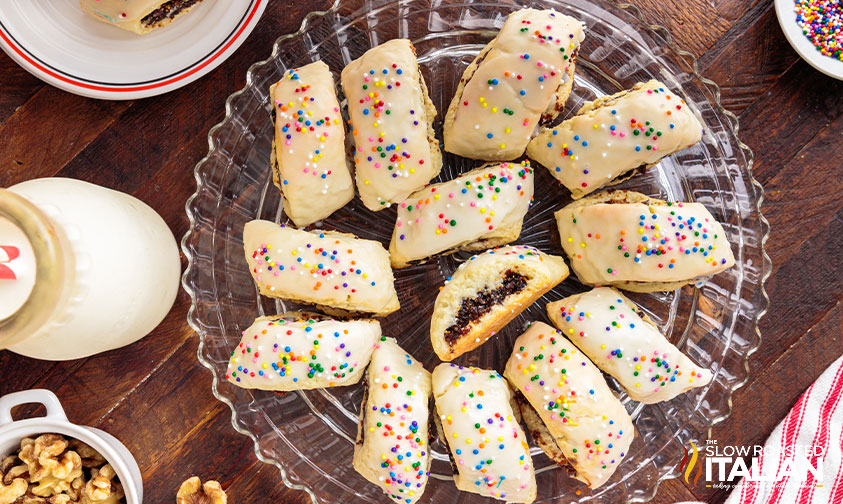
[225,312,379,391]
[444,8,585,161]
[341,39,442,211]
[353,338,432,504]
[527,80,703,199]
[430,245,568,361]
[389,161,534,268]
[270,62,354,227]
[79,0,206,34]
[503,321,633,489]
[547,287,713,403]
[432,363,536,503]
[554,190,735,292]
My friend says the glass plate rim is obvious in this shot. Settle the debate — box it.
[180,1,772,502]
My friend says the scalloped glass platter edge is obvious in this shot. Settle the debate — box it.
[182,1,770,503]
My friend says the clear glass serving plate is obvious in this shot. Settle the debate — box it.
[182,1,770,502]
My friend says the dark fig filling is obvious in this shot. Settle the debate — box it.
[443,270,528,345]
[142,0,203,26]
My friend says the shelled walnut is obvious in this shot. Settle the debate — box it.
[176,477,228,504]
[1,434,125,504]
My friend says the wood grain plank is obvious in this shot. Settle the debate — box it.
[0,52,43,123]
[628,0,760,56]
[698,0,800,115]
[0,87,132,187]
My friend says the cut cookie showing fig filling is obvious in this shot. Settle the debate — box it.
[430,245,569,361]
[141,0,202,27]
[442,269,528,345]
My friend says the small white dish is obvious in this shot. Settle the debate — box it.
[775,0,843,80]
[0,0,267,100]
[0,389,142,503]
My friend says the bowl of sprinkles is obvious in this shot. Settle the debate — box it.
[776,0,843,80]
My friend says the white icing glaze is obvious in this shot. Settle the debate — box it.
[341,39,441,210]
[243,220,400,315]
[555,198,735,286]
[547,287,713,403]
[503,322,633,489]
[270,62,354,227]
[353,338,431,504]
[432,364,536,503]
[225,313,379,391]
[527,80,703,199]
[444,9,584,160]
[389,162,534,266]
[79,0,199,33]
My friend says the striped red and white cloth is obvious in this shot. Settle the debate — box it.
[678,354,843,504]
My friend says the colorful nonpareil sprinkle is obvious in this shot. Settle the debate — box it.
[795,0,843,61]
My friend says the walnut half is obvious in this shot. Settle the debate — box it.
[176,477,227,504]
[0,476,27,504]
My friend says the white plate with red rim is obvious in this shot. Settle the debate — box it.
[775,0,843,80]
[0,0,267,100]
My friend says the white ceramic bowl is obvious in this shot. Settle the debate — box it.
[775,0,843,80]
[0,389,142,503]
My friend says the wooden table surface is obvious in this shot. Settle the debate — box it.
[1,1,841,503]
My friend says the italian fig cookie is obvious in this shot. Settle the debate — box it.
[388,161,535,268]
[341,39,442,211]
[353,338,432,504]
[243,220,400,315]
[430,245,569,361]
[444,8,585,161]
[554,190,735,292]
[79,0,206,34]
[270,62,354,227]
[503,322,633,489]
[546,287,713,403]
[432,364,537,503]
[225,312,379,391]
[526,80,703,199]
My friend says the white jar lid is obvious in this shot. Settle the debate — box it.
[0,217,36,321]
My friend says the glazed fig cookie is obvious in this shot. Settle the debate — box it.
[388,161,535,268]
[554,190,735,292]
[270,62,354,227]
[244,220,400,315]
[79,0,205,34]
[225,312,379,391]
[432,364,537,503]
[444,8,585,161]
[430,245,569,361]
[503,322,634,489]
[546,287,713,403]
[341,39,442,211]
[353,338,432,504]
[527,80,703,199]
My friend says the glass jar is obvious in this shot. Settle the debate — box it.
[0,178,181,360]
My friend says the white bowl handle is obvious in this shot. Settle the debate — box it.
[0,389,67,427]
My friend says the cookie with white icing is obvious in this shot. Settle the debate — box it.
[554,190,735,292]
[388,161,534,268]
[225,312,379,391]
[527,80,703,199]
[503,322,633,489]
[341,39,442,211]
[353,338,432,504]
[430,245,569,361]
[432,364,537,503]
[444,9,585,161]
[79,0,205,34]
[546,287,713,403]
[244,220,400,315]
[270,62,354,227]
